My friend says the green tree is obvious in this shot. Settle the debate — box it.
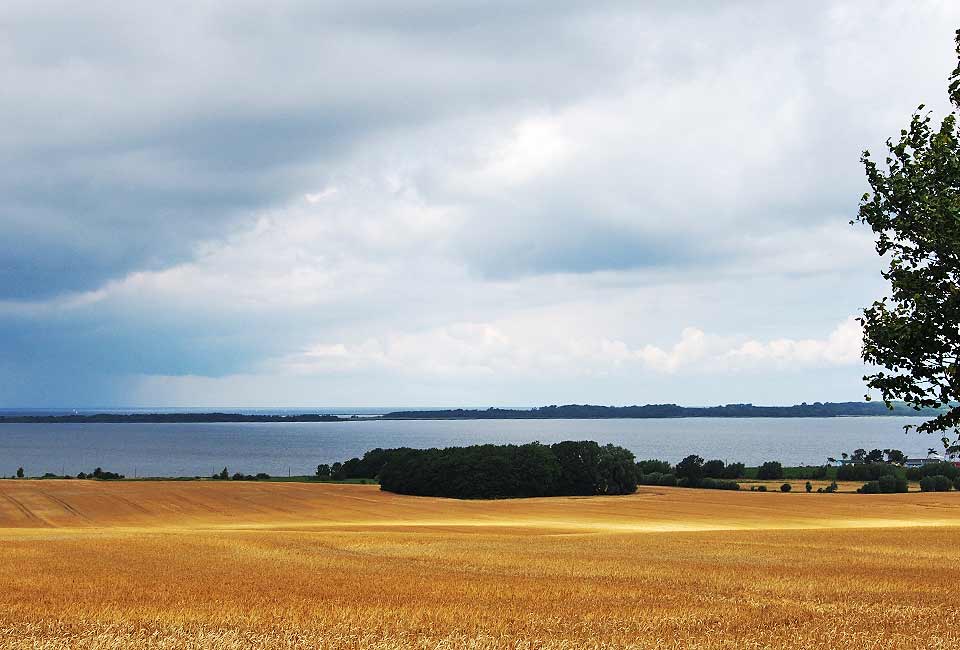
[702,459,726,478]
[721,462,745,479]
[675,454,704,485]
[596,444,638,495]
[315,464,331,479]
[552,441,602,495]
[855,29,960,437]
[16,467,24,479]
[865,449,885,464]
[637,459,672,474]
[884,449,907,465]
[757,461,783,480]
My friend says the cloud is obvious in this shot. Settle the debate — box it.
[0,1,955,406]
[0,0,660,299]
[3,1,953,298]
[276,317,863,378]
[724,317,863,367]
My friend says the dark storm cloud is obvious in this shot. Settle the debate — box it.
[0,0,652,300]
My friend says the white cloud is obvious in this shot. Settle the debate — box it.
[725,317,863,367]
[276,317,863,379]
[2,1,953,406]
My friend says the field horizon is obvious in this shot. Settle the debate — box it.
[2,481,960,648]
[1,479,960,533]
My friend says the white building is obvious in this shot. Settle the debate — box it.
[904,452,944,468]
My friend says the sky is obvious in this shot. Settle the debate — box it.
[1,1,958,408]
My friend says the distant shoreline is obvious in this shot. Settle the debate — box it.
[0,401,942,424]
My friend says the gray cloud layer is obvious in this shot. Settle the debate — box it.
[1,1,957,405]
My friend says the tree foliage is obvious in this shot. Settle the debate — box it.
[675,455,704,485]
[836,462,902,482]
[377,441,638,499]
[757,461,783,480]
[636,459,672,475]
[884,448,907,464]
[702,459,726,478]
[855,30,960,436]
[920,474,954,492]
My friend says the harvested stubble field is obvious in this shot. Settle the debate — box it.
[1,480,959,649]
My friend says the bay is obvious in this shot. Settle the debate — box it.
[0,416,937,477]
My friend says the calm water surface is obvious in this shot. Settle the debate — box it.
[0,417,936,477]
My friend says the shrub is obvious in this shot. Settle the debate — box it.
[75,468,124,480]
[753,485,768,492]
[805,481,812,493]
[877,474,908,494]
[640,472,662,486]
[90,467,124,480]
[699,477,740,490]
[906,463,959,482]
[721,462,746,479]
[780,483,791,493]
[933,463,958,479]
[782,465,830,479]
[823,481,838,493]
[637,459,672,475]
[837,463,901,481]
[920,475,953,492]
[757,461,784,480]
[858,481,881,494]
[657,473,677,487]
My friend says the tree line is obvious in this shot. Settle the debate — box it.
[320,444,960,498]
[380,401,943,420]
[371,442,639,499]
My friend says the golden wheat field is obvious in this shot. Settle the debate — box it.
[1,480,959,649]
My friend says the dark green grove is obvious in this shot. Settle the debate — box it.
[344,441,640,499]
